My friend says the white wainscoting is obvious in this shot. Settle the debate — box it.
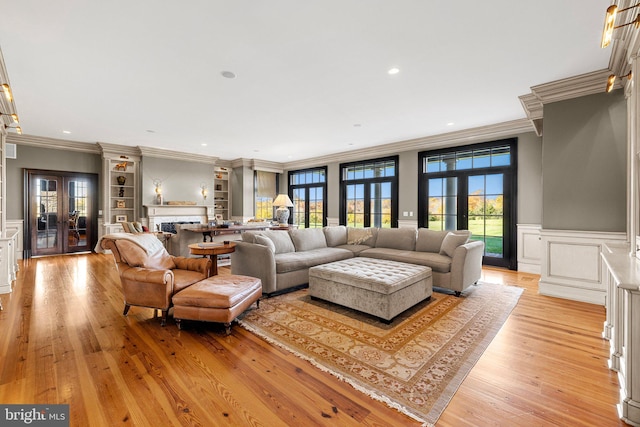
[539,229,626,305]
[6,220,24,260]
[517,224,541,274]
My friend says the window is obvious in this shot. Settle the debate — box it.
[340,156,398,228]
[418,139,517,269]
[289,167,327,228]
[254,171,278,221]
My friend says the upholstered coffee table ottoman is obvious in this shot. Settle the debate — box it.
[172,274,262,334]
[308,257,432,322]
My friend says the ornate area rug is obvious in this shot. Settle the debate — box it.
[238,282,523,426]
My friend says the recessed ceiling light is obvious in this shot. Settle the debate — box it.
[201,143,208,147]
[146,129,155,133]
[353,123,362,127]
[447,122,455,126]
[388,67,400,75]
[62,130,71,134]
[221,71,237,79]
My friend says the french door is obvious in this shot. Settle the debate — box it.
[26,170,98,257]
[419,140,517,269]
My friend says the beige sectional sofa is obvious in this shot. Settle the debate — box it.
[231,226,484,296]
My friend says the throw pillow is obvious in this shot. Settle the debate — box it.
[121,222,132,233]
[347,227,376,246]
[439,232,470,257]
[255,235,276,253]
[131,222,144,233]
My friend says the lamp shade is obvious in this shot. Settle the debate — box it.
[273,194,293,207]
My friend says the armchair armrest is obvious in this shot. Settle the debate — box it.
[117,263,176,309]
[172,256,211,276]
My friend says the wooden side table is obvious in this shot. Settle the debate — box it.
[188,242,236,276]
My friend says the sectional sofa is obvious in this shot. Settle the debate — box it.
[231,226,484,296]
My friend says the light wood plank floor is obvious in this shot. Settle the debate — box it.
[0,254,628,426]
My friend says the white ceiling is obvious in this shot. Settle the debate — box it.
[0,1,612,163]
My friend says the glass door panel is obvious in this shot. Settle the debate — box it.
[292,188,306,229]
[67,179,90,251]
[370,182,392,228]
[308,186,323,228]
[346,184,365,227]
[468,173,504,258]
[428,177,457,230]
[34,177,62,255]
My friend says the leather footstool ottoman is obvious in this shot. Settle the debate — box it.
[172,274,262,334]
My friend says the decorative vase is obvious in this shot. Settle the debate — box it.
[116,176,126,186]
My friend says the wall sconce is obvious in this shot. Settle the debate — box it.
[152,179,163,205]
[1,83,13,102]
[273,194,294,226]
[200,183,208,202]
[601,3,640,48]
[4,124,22,134]
[606,71,633,92]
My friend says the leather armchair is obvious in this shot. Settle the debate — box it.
[100,233,211,326]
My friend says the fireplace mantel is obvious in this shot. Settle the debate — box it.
[144,205,215,231]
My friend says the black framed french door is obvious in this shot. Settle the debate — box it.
[25,169,98,257]
[419,139,517,269]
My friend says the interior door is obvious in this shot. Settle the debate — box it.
[27,170,97,257]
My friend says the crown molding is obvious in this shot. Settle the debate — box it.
[250,159,284,173]
[518,69,613,136]
[10,133,102,153]
[137,146,218,164]
[283,118,534,170]
[97,142,141,157]
[230,158,252,169]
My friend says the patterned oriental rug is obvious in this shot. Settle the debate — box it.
[238,282,524,426]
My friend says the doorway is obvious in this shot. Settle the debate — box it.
[25,169,98,257]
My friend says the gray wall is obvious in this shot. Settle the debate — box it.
[542,90,626,232]
[6,144,102,219]
[140,157,214,211]
[518,132,543,224]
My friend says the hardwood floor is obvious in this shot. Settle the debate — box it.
[0,254,628,426]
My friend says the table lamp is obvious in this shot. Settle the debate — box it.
[273,194,294,226]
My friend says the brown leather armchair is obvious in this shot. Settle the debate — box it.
[100,233,211,326]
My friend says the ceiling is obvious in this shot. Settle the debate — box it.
[0,1,613,163]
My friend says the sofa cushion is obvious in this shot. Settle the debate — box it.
[359,248,452,273]
[323,225,347,247]
[274,248,353,274]
[255,235,276,253]
[347,227,377,246]
[439,232,471,257]
[334,244,372,256]
[242,230,263,243]
[375,228,416,251]
[262,230,296,254]
[290,228,327,251]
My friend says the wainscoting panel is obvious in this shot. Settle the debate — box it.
[6,219,24,260]
[539,229,626,305]
[517,224,541,274]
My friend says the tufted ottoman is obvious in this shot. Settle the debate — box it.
[308,257,432,322]
[172,274,262,334]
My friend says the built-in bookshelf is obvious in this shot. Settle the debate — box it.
[102,152,140,234]
[213,167,230,220]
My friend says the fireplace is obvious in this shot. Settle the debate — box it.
[145,205,214,232]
